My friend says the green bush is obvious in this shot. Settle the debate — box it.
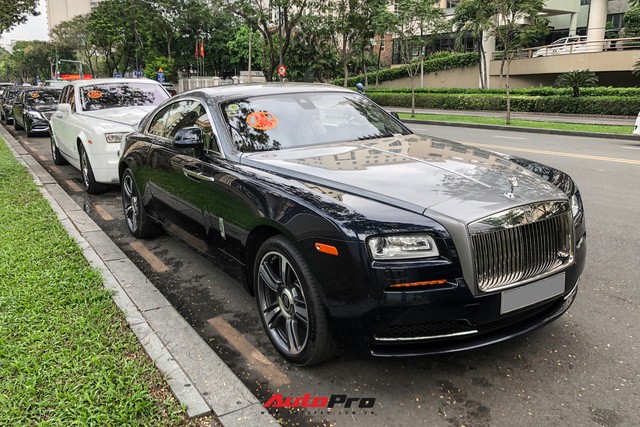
[333,52,479,86]
[368,92,640,115]
[364,86,640,97]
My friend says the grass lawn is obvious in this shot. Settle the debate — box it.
[399,113,635,135]
[0,139,201,426]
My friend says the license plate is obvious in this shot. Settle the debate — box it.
[501,273,565,314]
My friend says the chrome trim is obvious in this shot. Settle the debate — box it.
[470,201,574,293]
[468,200,569,233]
[374,329,478,342]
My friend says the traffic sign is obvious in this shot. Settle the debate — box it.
[277,65,287,77]
[157,71,165,83]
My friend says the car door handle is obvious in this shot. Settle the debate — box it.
[183,166,215,182]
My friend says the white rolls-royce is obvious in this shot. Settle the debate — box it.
[49,78,170,193]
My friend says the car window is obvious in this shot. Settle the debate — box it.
[221,92,411,152]
[79,82,169,111]
[147,103,173,138]
[25,89,61,106]
[550,38,566,45]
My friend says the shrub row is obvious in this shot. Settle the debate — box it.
[369,93,640,116]
[365,86,640,97]
[332,52,479,86]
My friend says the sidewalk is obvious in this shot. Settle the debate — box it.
[0,126,277,427]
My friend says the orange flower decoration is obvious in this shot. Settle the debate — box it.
[246,111,278,131]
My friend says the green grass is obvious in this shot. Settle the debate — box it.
[399,113,634,135]
[0,139,195,426]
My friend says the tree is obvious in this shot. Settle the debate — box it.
[453,0,494,89]
[0,0,39,34]
[227,25,265,75]
[326,0,386,88]
[487,0,548,124]
[286,13,339,82]
[6,40,72,82]
[623,6,640,38]
[555,70,598,97]
[227,0,313,81]
[390,0,446,116]
[51,15,100,77]
[371,5,396,87]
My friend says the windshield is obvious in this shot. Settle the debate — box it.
[80,82,169,111]
[25,89,61,105]
[222,92,411,152]
[4,88,21,102]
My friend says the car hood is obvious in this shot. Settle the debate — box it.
[79,105,156,126]
[241,134,568,225]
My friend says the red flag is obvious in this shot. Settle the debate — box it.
[195,40,199,58]
[200,39,205,58]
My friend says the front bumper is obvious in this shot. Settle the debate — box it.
[296,227,586,358]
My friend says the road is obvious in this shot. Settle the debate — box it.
[7,123,639,427]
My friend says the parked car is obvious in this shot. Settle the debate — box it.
[0,82,13,97]
[0,86,23,124]
[162,82,177,96]
[633,113,640,136]
[49,78,170,194]
[532,36,588,57]
[12,87,63,136]
[119,84,586,366]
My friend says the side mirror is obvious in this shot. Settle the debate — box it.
[57,103,72,115]
[174,127,203,149]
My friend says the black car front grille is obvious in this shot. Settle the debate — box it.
[376,321,472,340]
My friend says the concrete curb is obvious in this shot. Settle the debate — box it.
[398,118,639,141]
[0,127,277,426]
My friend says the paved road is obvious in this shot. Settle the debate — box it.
[8,124,639,427]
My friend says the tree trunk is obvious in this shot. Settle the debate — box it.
[363,47,368,89]
[478,31,487,89]
[411,76,416,118]
[505,59,511,125]
[375,44,382,87]
[342,38,349,87]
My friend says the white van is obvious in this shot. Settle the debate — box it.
[532,36,588,57]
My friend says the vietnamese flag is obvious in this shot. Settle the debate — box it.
[195,40,199,58]
[200,39,205,58]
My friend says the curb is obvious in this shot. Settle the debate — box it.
[0,127,277,426]
[398,118,639,141]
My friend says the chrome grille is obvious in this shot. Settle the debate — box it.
[470,201,573,292]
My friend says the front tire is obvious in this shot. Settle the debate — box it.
[79,145,108,194]
[25,118,32,137]
[50,134,68,165]
[121,168,162,238]
[255,236,334,366]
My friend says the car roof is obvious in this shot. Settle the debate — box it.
[64,78,163,87]
[181,83,354,102]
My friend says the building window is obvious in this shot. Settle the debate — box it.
[607,13,625,30]
[446,0,460,8]
[580,0,590,5]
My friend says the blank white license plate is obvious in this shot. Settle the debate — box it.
[501,273,565,314]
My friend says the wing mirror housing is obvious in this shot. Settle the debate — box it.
[174,127,204,149]
[57,103,72,115]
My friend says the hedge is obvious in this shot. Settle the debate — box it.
[365,86,640,97]
[369,93,640,116]
[333,52,480,86]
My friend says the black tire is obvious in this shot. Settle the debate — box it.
[121,168,163,238]
[50,133,68,165]
[79,144,108,194]
[255,236,334,366]
[25,119,32,137]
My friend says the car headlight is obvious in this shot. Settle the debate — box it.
[104,132,127,144]
[26,111,43,120]
[367,234,439,260]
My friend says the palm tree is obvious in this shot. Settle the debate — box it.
[555,70,599,97]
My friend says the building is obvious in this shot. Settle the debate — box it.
[46,0,105,34]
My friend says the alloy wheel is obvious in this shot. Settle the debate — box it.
[257,250,310,357]
[122,173,139,233]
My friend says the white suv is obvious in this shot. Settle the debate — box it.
[532,36,588,57]
[49,78,169,193]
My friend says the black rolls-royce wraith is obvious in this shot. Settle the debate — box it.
[118,84,586,366]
